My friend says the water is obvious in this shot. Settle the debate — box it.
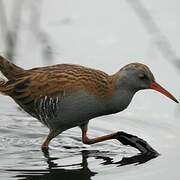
[0,0,180,179]
[0,94,179,180]
[0,96,145,179]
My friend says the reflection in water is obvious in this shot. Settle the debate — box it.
[7,148,158,180]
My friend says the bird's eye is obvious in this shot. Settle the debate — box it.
[139,73,147,80]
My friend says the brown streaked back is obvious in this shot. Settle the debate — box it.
[0,64,116,106]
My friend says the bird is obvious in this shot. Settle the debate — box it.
[0,55,178,152]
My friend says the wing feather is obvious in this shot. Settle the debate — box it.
[3,64,113,106]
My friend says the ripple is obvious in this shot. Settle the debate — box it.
[0,102,160,180]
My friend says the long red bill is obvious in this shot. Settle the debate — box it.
[150,82,179,103]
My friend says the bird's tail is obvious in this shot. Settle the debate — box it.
[0,55,25,95]
[0,55,25,80]
[0,78,8,95]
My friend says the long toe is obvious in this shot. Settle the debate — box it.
[113,131,159,155]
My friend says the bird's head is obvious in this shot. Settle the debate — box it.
[117,63,179,103]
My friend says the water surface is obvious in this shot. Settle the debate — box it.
[0,96,179,180]
[0,0,180,179]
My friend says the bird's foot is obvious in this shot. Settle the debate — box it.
[113,131,159,156]
[41,145,49,151]
[41,146,50,158]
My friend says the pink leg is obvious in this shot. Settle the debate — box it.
[80,124,117,145]
[41,129,61,150]
[80,123,158,155]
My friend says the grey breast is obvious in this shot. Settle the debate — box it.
[32,87,135,130]
[33,90,107,130]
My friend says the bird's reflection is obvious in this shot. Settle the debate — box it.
[8,147,158,180]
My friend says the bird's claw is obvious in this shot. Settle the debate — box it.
[113,131,159,156]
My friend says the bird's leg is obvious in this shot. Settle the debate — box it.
[41,129,61,151]
[80,124,158,155]
[80,124,117,144]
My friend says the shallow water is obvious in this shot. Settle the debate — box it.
[0,95,180,180]
[0,0,180,179]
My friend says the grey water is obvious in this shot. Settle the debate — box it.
[0,96,147,180]
[0,94,180,180]
[0,0,180,179]
[0,96,150,180]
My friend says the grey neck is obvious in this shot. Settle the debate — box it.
[105,87,136,114]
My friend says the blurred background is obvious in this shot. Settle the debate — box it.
[0,0,179,118]
[0,0,180,180]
